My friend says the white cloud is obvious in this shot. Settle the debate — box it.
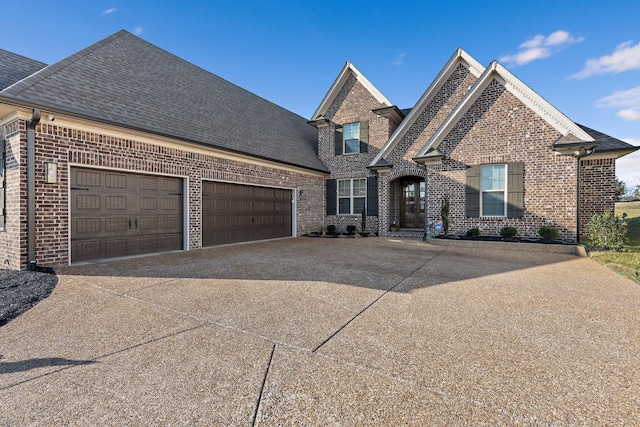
[134,27,144,35]
[501,30,584,66]
[573,41,640,79]
[597,86,640,108]
[597,86,640,121]
[617,109,640,121]
[392,53,406,66]
[102,7,117,14]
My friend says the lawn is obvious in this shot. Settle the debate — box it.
[590,201,640,284]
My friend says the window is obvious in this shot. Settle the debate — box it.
[326,177,378,216]
[338,178,366,215]
[343,123,360,154]
[334,121,369,155]
[481,164,506,216]
[465,162,523,219]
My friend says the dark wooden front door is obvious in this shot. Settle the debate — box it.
[202,181,292,246]
[400,178,425,228]
[71,168,183,262]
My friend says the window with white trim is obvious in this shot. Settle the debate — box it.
[343,122,360,154]
[481,164,506,216]
[338,178,366,215]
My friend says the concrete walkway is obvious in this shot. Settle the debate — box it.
[1,237,639,425]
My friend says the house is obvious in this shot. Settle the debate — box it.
[1,31,636,270]
[309,49,637,241]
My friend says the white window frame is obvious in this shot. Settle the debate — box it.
[338,178,366,215]
[480,164,507,217]
[343,122,360,154]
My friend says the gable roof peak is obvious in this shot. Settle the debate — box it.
[370,48,485,167]
[311,61,391,120]
[415,58,594,158]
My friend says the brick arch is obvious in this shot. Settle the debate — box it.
[378,166,427,235]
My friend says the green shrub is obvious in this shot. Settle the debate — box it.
[327,224,336,234]
[586,212,627,251]
[466,228,480,238]
[500,226,518,239]
[346,225,356,234]
[538,226,559,240]
[441,197,450,236]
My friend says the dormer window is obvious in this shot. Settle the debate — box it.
[334,121,369,155]
[343,123,360,154]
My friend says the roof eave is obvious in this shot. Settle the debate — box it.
[0,96,330,174]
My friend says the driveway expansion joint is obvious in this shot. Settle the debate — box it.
[251,343,276,426]
[311,248,447,353]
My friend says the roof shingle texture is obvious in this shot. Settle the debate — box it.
[577,124,639,154]
[1,31,327,172]
[0,49,47,90]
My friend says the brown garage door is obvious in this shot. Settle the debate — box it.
[71,168,183,262]
[202,181,292,246]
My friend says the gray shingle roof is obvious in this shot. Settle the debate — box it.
[0,31,327,172]
[0,49,47,90]
[577,124,639,154]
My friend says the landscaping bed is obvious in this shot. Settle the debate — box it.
[427,235,581,255]
[0,268,58,327]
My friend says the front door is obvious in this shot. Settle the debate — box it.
[400,178,425,228]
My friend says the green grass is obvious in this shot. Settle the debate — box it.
[590,201,640,284]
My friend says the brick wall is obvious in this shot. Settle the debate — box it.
[3,120,325,269]
[0,120,26,270]
[426,80,579,241]
[580,158,615,238]
[318,75,396,233]
[379,64,478,234]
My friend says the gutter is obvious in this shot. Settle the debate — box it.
[27,109,41,270]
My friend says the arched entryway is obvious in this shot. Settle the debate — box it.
[395,176,425,228]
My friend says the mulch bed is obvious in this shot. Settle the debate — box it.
[0,268,58,327]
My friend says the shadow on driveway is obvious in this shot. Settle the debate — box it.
[57,237,578,293]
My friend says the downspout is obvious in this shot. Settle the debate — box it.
[575,147,594,243]
[27,109,41,270]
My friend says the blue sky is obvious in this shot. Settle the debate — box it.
[2,0,638,190]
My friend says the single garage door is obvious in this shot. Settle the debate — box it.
[202,181,292,246]
[71,168,183,262]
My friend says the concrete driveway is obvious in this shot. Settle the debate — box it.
[1,237,639,425]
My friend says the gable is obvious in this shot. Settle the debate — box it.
[370,49,484,167]
[415,61,594,160]
[312,61,391,120]
[0,31,327,172]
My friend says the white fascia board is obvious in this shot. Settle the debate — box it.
[495,62,593,142]
[311,61,391,120]
[417,61,594,157]
[369,48,485,167]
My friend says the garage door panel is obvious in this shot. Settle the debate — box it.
[202,181,292,247]
[71,167,183,262]
[105,173,128,188]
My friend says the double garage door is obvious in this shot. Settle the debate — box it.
[70,168,183,262]
[70,168,293,262]
[202,181,292,247]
